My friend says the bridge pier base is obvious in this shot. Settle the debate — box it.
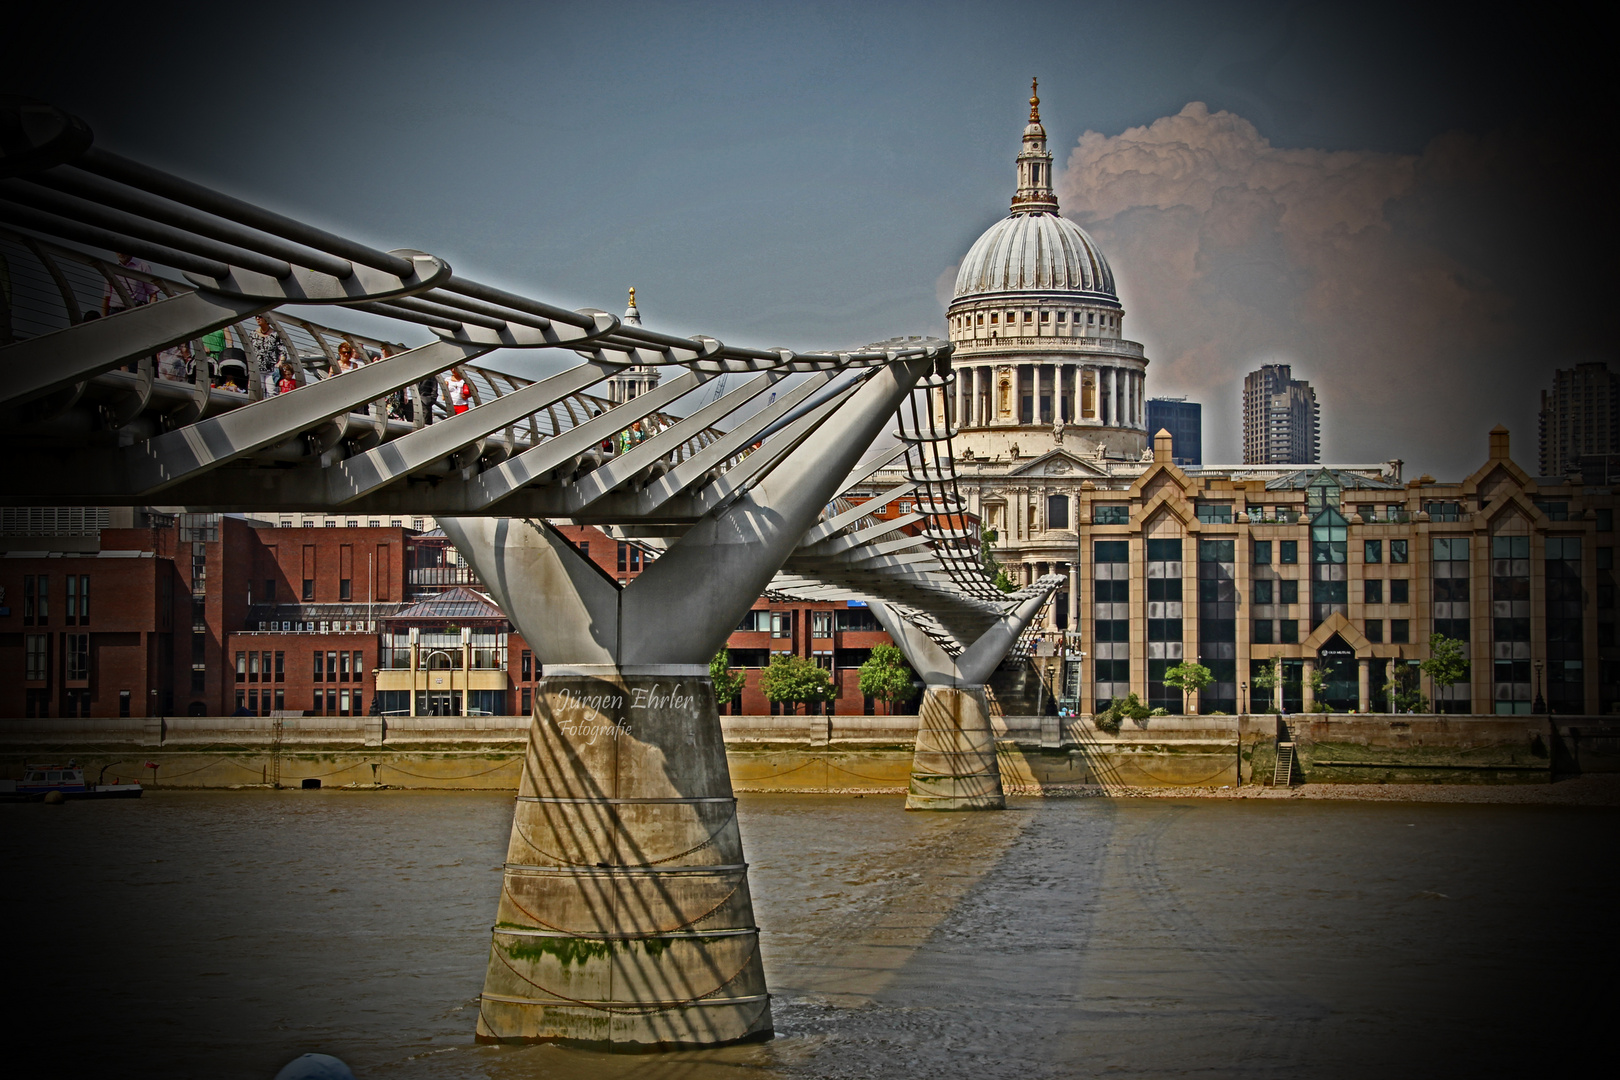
[478,666,771,1047]
[905,685,1005,811]
[870,581,1059,812]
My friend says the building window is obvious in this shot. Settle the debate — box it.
[65,575,77,625]
[1364,579,1383,604]
[521,650,532,681]
[1253,580,1273,604]
[1253,541,1272,564]
[1390,540,1408,563]
[1391,619,1410,643]
[264,579,276,603]
[26,575,47,625]
[521,687,533,714]
[1253,620,1273,644]
[1598,509,1614,533]
[1196,539,1238,713]
[25,635,47,681]
[1093,540,1131,710]
[1277,579,1297,605]
[313,651,324,682]
[1533,501,1569,522]
[812,611,834,637]
[1491,535,1532,714]
[119,690,131,717]
[65,633,89,681]
[275,651,285,683]
[1365,540,1382,564]
[1047,495,1070,530]
[339,578,352,601]
[1195,503,1233,524]
[1390,579,1409,604]
[1545,537,1584,714]
[303,578,315,601]
[1424,501,1464,522]
[1279,541,1298,564]
[1279,620,1298,644]
[1145,538,1184,712]
[1093,505,1129,525]
[1365,620,1384,643]
[1432,537,1472,646]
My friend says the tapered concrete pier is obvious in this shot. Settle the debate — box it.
[443,354,932,1047]
[480,667,767,1045]
[906,685,1005,810]
[871,581,1059,811]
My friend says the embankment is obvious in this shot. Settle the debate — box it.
[3,712,1616,792]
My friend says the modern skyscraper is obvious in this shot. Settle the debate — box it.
[1538,361,1619,478]
[1243,364,1320,465]
[1146,398,1202,465]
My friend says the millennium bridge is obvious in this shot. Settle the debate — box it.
[0,99,1060,1047]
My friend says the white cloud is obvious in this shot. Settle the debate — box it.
[1056,102,1566,476]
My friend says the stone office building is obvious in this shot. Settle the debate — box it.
[1070,427,1616,716]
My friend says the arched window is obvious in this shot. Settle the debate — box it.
[1047,494,1070,530]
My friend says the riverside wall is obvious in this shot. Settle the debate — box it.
[1,712,1615,791]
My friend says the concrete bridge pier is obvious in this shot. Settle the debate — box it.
[871,581,1058,811]
[441,356,932,1047]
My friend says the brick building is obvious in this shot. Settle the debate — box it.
[0,508,916,718]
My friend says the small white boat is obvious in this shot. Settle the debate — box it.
[1,762,143,801]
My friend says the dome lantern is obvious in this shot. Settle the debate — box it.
[1011,76,1058,215]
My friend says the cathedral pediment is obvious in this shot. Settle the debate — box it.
[1004,449,1110,479]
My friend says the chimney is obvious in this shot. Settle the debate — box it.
[1154,429,1173,464]
[1489,425,1509,461]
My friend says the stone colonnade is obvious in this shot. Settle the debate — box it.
[950,362,1145,429]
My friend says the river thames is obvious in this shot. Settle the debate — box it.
[5,790,1613,1077]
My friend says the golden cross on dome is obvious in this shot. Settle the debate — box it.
[628,286,636,306]
[1030,77,1040,123]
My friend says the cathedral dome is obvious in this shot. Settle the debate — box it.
[953,212,1116,300]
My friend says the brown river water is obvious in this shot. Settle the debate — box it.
[3,790,1614,1078]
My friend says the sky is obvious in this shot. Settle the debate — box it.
[7,0,1616,477]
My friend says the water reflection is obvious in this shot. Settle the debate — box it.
[3,791,1612,1077]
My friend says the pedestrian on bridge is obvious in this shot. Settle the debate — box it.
[417,373,440,424]
[250,315,288,399]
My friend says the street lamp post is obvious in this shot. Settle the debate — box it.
[1240,681,1248,716]
[1533,659,1546,714]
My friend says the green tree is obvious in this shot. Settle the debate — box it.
[1382,661,1429,713]
[1420,634,1470,712]
[1095,692,1150,733]
[1306,665,1331,712]
[1251,658,1280,713]
[981,526,1016,593]
[1162,661,1214,715]
[758,654,834,715]
[857,644,916,715]
[709,649,747,714]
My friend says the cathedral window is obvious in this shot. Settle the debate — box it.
[1041,311,1050,323]
[1088,312,1095,324]
[990,313,998,324]
[1024,311,1033,322]
[1056,311,1066,322]
[976,313,984,325]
